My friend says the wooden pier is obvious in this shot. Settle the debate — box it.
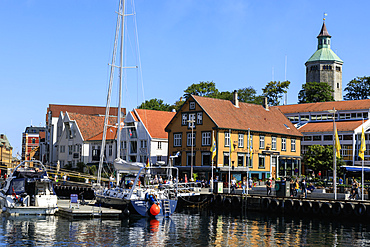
[56,200,121,219]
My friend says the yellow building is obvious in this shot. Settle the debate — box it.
[0,134,13,174]
[165,94,302,182]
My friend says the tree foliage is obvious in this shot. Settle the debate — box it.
[262,81,290,106]
[237,87,264,104]
[302,145,344,176]
[344,76,370,100]
[138,98,171,111]
[298,82,334,104]
[183,81,219,99]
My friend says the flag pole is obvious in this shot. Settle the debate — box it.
[362,118,364,201]
[332,107,337,200]
[229,129,231,194]
[247,128,250,196]
[211,130,214,193]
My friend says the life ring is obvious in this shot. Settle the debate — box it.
[320,202,332,215]
[354,203,366,217]
[302,201,312,214]
[284,199,294,212]
[261,198,271,211]
[270,199,280,212]
[275,183,280,192]
[343,203,354,216]
[312,202,322,215]
[293,201,302,213]
[332,202,343,216]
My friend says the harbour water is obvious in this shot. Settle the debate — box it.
[0,208,369,246]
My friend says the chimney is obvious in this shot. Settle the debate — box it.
[263,97,269,110]
[232,90,239,107]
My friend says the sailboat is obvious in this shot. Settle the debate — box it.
[94,0,178,217]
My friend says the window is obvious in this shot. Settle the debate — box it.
[197,112,203,125]
[187,152,195,166]
[188,113,195,128]
[238,134,244,148]
[258,155,265,169]
[68,145,72,155]
[187,132,195,147]
[157,156,162,162]
[313,136,321,141]
[182,113,188,125]
[271,136,277,150]
[130,141,137,153]
[300,115,309,121]
[247,154,253,168]
[271,156,277,167]
[108,145,113,156]
[237,153,244,167]
[343,135,353,140]
[291,139,296,152]
[223,152,229,166]
[189,101,196,110]
[60,145,65,153]
[224,132,230,147]
[324,135,333,141]
[259,136,265,149]
[174,133,182,147]
[303,136,312,141]
[201,152,211,166]
[140,140,147,148]
[123,141,127,149]
[202,132,211,146]
[281,138,286,151]
[157,142,162,150]
[32,138,36,144]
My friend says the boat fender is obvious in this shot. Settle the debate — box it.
[270,199,280,212]
[354,204,366,217]
[302,201,312,214]
[332,202,343,216]
[293,201,302,213]
[321,202,332,215]
[343,203,354,216]
[312,202,322,215]
[284,199,294,212]
[150,204,160,216]
[123,207,130,216]
[261,198,270,210]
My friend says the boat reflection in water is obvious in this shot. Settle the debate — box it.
[0,209,369,246]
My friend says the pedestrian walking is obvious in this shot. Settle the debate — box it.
[301,178,307,198]
[266,178,272,195]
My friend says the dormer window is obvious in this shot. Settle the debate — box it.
[189,102,195,110]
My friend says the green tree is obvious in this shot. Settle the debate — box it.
[138,98,171,111]
[262,81,290,106]
[169,98,185,112]
[302,145,344,176]
[344,76,370,100]
[183,81,219,99]
[237,87,264,104]
[298,82,334,103]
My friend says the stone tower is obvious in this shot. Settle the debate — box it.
[305,21,343,101]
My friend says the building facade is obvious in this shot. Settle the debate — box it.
[278,100,370,166]
[0,134,13,174]
[166,94,303,182]
[21,126,46,161]
[305,21,343,101]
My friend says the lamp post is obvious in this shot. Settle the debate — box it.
[187,119,195,181]
[328,107,337,200]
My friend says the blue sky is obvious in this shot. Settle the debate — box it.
[1,0,369,154]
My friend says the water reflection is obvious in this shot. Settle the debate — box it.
[0,209,369,246]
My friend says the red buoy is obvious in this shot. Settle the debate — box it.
[149,204,161,216]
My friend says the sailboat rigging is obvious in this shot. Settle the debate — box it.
[94,0,178,218]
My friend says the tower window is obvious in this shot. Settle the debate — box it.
[337,83,339,89]
[336,66,341,72]
[324,39,326,44]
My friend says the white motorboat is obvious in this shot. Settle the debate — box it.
[0,160,58,215]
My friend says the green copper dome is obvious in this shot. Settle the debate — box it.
[307,47,343,63]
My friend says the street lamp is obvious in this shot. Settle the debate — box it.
[187,119,195,181]
[328,107,337,200]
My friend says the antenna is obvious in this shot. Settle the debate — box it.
[272,66,274,81]
[284,55,287,105]
[323,13,327,22]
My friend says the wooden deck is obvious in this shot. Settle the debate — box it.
[56,199,121,219]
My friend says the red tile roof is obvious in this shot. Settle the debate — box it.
[134,109,176,139]
[47,104,124,124]
[191,95,302,137]
[277,99,370,114]
[298,120,363,133]
[87,126,118,141]
[67,112,117,141]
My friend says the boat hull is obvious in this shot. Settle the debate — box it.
[96,194,177,217]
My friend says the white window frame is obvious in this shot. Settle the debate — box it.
[188,113,196,128]
[282,138,286,151]
[291,139,296,152]
[197,112,203,125]
[259,136,265,149]
[182,113,188,125]
[174,133,182,147]
[225,132,230,147]
[238,134,244,148]
[202,132,211,146]
[157,142,162,150]
[271,136,277,150]
[187,132,195,147]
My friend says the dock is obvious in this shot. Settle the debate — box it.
[56,199,121,219]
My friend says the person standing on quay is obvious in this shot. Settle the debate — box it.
[301,178,307,198]
[266,178,272,195]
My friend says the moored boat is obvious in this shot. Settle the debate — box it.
[0,160,58,215]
